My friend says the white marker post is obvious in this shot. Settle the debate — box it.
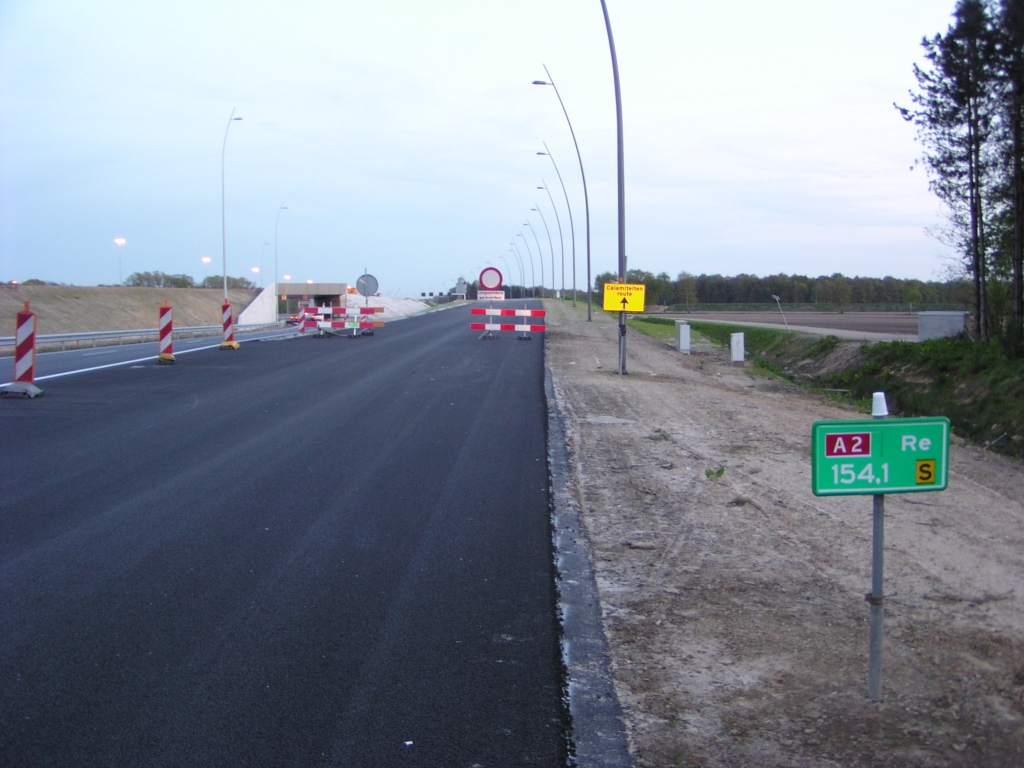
[867,391,887,701]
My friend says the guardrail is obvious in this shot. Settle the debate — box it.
[0,321,287,353]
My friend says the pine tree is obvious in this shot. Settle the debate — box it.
[899,0,999,340]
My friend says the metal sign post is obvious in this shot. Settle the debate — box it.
[811,394,949,701]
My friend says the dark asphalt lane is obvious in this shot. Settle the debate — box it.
[0,304,565,766]
[1,325,300,384]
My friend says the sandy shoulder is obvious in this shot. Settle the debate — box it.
[545,300,1024,768]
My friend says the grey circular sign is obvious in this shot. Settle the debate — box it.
[356,274,378,296]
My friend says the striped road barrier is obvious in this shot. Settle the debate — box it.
[158,300,175,364]
[1,301,43,398]
[470,307,546,340]
[219,301,239,350]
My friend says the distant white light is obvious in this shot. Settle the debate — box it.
[114,238,126,246]
[283,274,291,280]
[306,279,313,284]
[201,256,212,264]
[251,267,260,273]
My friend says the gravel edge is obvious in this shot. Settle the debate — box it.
[545,361,633,767]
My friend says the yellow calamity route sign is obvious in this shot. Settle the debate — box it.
[603,283,646,312]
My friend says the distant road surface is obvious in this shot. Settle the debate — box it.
[0,304,565,766]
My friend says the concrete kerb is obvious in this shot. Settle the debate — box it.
[545,358,632,767]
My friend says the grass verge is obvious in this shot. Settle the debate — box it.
[629,317,1024,460]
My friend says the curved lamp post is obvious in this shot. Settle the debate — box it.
[506,250,523,297]
[599,0,627,374]
[221,107,243,299]
[510,240,530,298]
[538,184,564,297]
[523,220,544,295]
[536,145,577,309]
[533,69,591,318]
[498,254,515,295]
[516,232,535,298]
[531,205,555,299]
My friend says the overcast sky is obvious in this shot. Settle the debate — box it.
[1,1,963,297]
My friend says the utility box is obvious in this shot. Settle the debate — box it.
[918,311,967,341]
[676,320,690,354]
[730,332,745,363]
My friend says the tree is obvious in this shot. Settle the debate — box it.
[675,272,698,311]
[197,275,256,290]
[995,0,1024,351]
[899,0,999,340]
[125,271,196,288]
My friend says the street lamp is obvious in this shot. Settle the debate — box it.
[523,220,544,295]
[772,294,791,334]
[283,274,291,281]
[599,0,627,374]
[536,144,581,312]
[509,244,526,298]
[201,255,212,285]
[538,184,564,298]
[498,254,514,295]
[516,232,535,299]
[275,203,288,289]
[251,266,261,289]
[221,107,243,300]
[113,238,126,285]
[533,67,591,318]
[531,205,555,299]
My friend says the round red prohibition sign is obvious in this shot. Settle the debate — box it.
[479,267,502,291]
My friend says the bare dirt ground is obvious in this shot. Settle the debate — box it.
[545,300,1024,767]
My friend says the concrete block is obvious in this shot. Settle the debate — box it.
[918,311,967,341]
[730,332,745,363]
[676,320,690,354]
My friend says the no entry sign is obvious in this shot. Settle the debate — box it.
[811,417,950,496]
[479,267,503,291]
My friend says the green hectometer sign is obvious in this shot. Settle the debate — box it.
[811,417,950,496]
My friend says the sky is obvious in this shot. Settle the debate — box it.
[0,0,965,297]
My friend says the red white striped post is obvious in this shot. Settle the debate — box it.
[2,301,43,398]
[219,300,239,350]
[157,299,175,364]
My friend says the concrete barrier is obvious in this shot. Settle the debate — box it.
[918,311,967,341]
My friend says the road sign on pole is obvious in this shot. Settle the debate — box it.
[602,283,644,312]
[811,417,949,496]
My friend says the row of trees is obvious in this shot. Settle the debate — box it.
[898,0,1024,352]
[123,271,257,290]
[593,270,970,310]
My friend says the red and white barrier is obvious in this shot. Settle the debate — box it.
[470,323,546,333]
[302,306,383,316]
[1,301,43,398]
[157,300,175,364]
[219,301,239,350]
[470,308,546,317]
[301,320,384,332]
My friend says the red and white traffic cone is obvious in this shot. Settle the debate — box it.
[157,299,175,364]
[219,300,239,350]
[2,301,43,398]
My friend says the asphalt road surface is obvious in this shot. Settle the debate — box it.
[0,304,566,766]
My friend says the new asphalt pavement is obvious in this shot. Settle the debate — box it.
[0,304,566,766]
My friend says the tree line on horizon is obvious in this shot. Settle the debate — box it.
[5,273,259,290]
[592,270,970,310]
[898,0,1024,353]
